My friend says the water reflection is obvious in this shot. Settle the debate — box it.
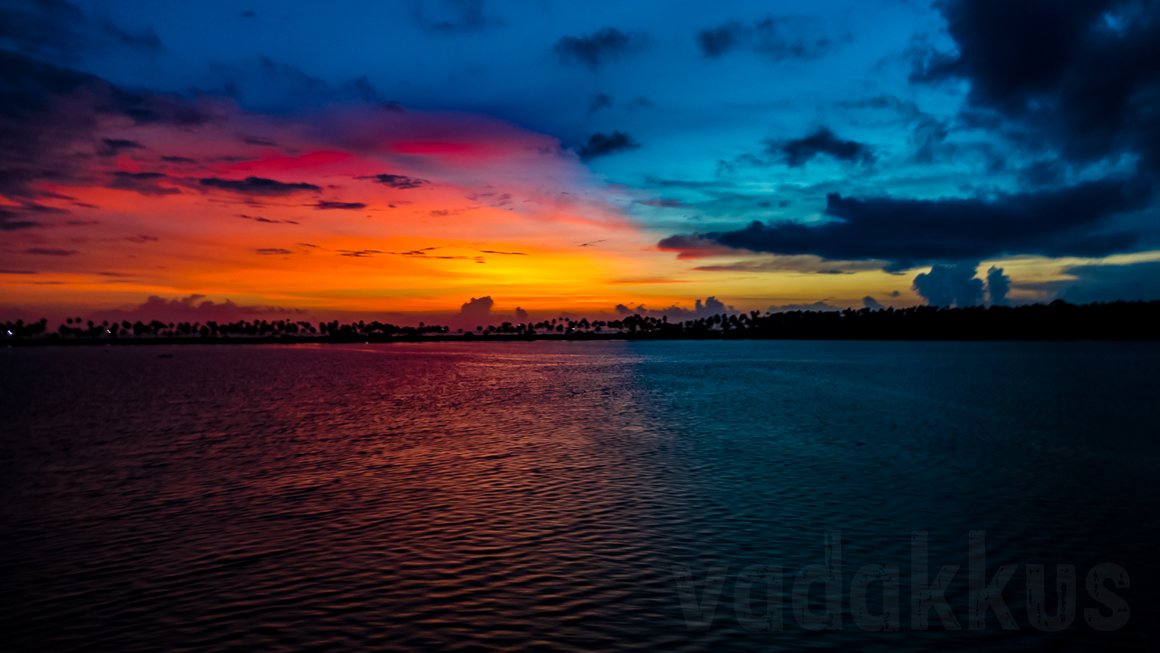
[1,341,1157,651]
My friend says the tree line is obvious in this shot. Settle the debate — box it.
[3,300,1159,344]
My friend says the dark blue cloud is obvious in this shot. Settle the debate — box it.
[912,262,985,307]
[411,0,500,33]
[0,0,161,63]
[986,265,1011,305]
[659,179,1153,268]
[1057,260,1160,303]
[578,131,640,160]
[913,0,1160,174]
[553,28,646,69]
[775,128,874,167]
[697,16,833,60]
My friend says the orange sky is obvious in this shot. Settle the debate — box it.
[0,101,1070,323]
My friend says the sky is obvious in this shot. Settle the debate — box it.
[2,0,1158,324]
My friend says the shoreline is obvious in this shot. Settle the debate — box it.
[6,332,1160,346]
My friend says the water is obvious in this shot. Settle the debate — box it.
[2,341,1157,651]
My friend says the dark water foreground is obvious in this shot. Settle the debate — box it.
[2,341,1157,651]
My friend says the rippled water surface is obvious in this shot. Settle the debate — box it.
[2,341,1158,651]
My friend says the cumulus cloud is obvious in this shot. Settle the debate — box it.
[614,296,735,319]
[458,295,495,322]
[91,294,307,324]
[986,265,1011,305]
[863,296,884,310]
[912,262,985,307]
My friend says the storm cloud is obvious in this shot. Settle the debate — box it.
[913,0,1160,174]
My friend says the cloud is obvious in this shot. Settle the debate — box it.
[360,173,429,189]
[478,249,526,256]
[91,294,307,324]
[841,95,949,163]
[553,28,646,69]
[99,137,144,156]
[912,0,1160,175]
[458,295,494,322]
[615,296,735,319]
[255,248,293,255]
[912,262,984,307]
[314,201,367,210]
[0,0,162,63]
[203,57,393,114]
[0,49,216,202]
[769,301,841,312]
[412,0,501,33]
[24,247,77,256]
[691,256,878,274]
[0,208,42,231]
[661,178,1152,268]
[588,93,613,114]
[199,176,322,196]
[696,16,833,60]
[578,131,640,160]
[775,128,874,167]
[237,213,298,225]
[1056,260,1160,303]
[636,198,683,208]
[108,171,179,196]
[986,265,1011,305]
[863,296,884,310]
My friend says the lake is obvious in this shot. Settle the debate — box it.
[2,341,1157,651]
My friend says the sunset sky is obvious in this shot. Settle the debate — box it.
[2,0,1158,323]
